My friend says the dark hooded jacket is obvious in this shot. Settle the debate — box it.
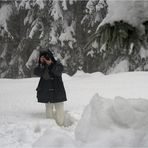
[34,50,67,103]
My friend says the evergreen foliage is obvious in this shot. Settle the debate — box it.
[0,0,148,78]
[84,21,148,73]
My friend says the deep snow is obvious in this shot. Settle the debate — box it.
[0,71,148,147]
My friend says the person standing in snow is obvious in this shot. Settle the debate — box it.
[34,50,67,126]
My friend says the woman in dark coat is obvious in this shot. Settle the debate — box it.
[34,50,67,126]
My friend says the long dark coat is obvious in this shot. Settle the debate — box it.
[34,61,67,103]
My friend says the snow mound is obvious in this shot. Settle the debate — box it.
[32,111,76,148]
[33,128,76,148]
[73,70,104,79]
[75,94,148,147]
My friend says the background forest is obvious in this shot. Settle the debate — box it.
[0,0,148,78]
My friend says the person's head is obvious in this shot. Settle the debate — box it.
[39,50,56,64]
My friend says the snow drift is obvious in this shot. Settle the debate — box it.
[75,94,148,147]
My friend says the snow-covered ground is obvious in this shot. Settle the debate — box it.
[0,71,148,148]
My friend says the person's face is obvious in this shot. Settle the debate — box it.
[40,56,45,63]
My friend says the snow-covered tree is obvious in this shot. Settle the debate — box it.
[0,0,148,78]
[84,0,148,74]
[0,0,53,78]
[82,0,108,73]
[0,0,89,77]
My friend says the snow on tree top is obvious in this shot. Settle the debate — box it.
[99,0,148,34]
[0,4,13,31]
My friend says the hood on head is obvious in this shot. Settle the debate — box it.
[39,50,56,64]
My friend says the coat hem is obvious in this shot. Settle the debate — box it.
[37,100,67,104]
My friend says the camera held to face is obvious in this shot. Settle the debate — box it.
[40,54,53,65]
[44,55,50,60]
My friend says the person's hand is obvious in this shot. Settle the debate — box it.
[44,58,53,65]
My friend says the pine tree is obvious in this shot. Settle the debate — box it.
[82,0,108,73]
[84,0,148,74]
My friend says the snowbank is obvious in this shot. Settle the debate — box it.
[75,94,148,147]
